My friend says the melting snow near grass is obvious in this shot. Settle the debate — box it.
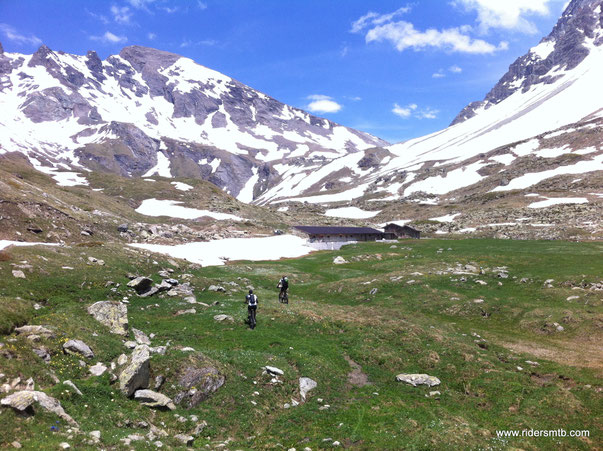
[0,241,62,251]
[130,235,316,266]
[431,213,461,222]
[324,207,381,219]
[528,197,588,208]
[135,199,243,221]
[171,181,194,191]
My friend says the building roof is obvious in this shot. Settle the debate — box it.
[294,226,384,235]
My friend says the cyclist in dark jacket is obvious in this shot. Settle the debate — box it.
[245,289,258,328]
[277,276,289,303]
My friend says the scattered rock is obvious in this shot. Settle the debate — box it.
[207,285,225,292]
[473,299,485,304]
[11,441,22,449]
[264,366,284,376]
[88,301,128,335]
[0,390,78,426]
[59,443,70,449]
[299,377,317,401]
[12,270,26,279]
[119,345,150,396]
[15,325,53,338]
[134,389,176,410]
[174,434,195,446]
[213,314,233,322]
[63,339,94,359]
[176,308,197,316]
[133,328,151,345]
[118,224,129,233]
[333,256,347,265]
[63,380,82,396]
[32,347,51,363]
[89,363,107,376]
[395,373,441,387]
[127,277,154,294]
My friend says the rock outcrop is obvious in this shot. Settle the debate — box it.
[88,301,128,335]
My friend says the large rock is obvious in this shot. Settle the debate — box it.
[119,345,150,396]
[299,377,317,401]
[63,339,94,359]
[213,314,233,322]
[174,355,225,408]
[88,301,128,335]
[127,277,153,294]
[333,256,347,265]
[134,389,175,410]
[395,373,441,387]
[1,390,78,426]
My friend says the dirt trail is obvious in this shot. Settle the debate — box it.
[344,355,370,387]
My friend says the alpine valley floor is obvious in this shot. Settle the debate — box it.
[0,238,601,450]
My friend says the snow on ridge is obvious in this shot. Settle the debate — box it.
[530,40,556,60]
[143,152,172,178]
[135,198,243,221]
[171,181,193,191]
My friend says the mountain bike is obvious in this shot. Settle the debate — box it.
[279,290,289,304]
[248,307,257,329]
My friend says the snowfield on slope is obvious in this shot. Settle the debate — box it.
[129,235,315,266]
[135,199,243,221]
[324,207,381,219]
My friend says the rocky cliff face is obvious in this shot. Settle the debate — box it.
[451,0,603,125]
[0,44,386,201]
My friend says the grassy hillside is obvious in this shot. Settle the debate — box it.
[0,239,601,449]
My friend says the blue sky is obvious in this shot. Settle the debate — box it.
[0,0,569,143]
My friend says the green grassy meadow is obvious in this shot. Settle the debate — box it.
[0,238,601,450]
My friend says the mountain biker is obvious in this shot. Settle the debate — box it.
[245,289,258,329]
[277,276,289,303]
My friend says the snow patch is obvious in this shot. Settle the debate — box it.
[171,181,194,191]
[143,152,172,178]
[129,235,315,267]
[527,197,588,208]
[324,207,381,219]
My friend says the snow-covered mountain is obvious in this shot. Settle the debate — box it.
[260,0,602,206]
[0,44,386,201]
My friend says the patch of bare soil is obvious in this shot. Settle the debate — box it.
[344,355,370,387]
[499,336,603,375]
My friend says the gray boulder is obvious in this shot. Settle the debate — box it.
[134,389,175,410]
[174,355,225,408]
[15,325,54,338]
[63,339,94,359]
[88,301,128,335]
[395,373,441,387]
[119,345,150,396]
[213,314,233,322]
[299,377,317,401]
[127,277,153,294]
[207,285,225,292]
[1,390,78,426]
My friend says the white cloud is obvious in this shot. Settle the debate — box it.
[147,32,156,40]
[90,31,127,44]
[393,103,437,119]
[197,1,208,10]
[454,0,552,34]
[366,21,507,54]
[306,95,342,113]
[127,0,156,9]
[111,5,133,24]
[416,107,439,119]
[351,6,411,33]
[0,23,42,46]
[163,6,179,14]
[180,38,216,48]
[340,45,349,57]
[449,64,463,73]
[432,70,445,78]
[392,103,416,118]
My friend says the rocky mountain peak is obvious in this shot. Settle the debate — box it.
[0,41,4,55]
[119,45,181,73]
[451,0,603,126]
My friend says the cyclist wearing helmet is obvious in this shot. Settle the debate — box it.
[245,289,258,329]
[277,276,289,304]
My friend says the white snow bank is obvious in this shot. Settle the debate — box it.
[324,207,381,219]
[430,213,461,223]
[135,199,243,221]
[528,197,588,208]
[171,181,194,191]
[143,152,172,178]
[0,241,61,251]
[129,235,315,266]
